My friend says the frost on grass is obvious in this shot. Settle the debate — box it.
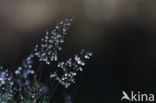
[14,54,48,102]
[0,18,93,103]
[15,54,35,87]
[34,18,93,88]
[50,50,93,88]
[0,66,14,103]
[0,54,48,103]
[34,18,73,65]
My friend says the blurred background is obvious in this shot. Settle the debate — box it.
[1,0,156,103]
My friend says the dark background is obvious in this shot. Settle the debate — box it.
[1,0,156,103]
